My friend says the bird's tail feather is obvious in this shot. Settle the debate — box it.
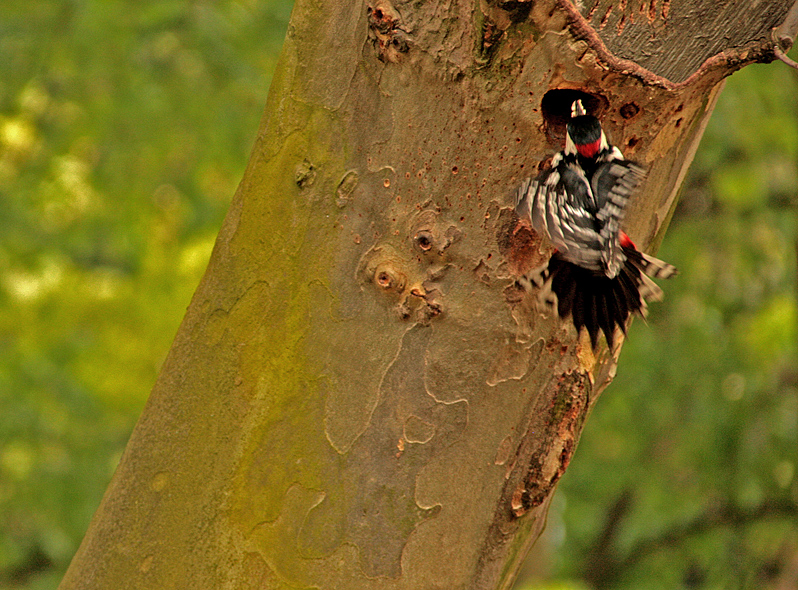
[518,248,676,349]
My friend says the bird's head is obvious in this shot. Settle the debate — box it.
[565,100,608,159]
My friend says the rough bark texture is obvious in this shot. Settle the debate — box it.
[574,0,793,82]
[60,1,797,589]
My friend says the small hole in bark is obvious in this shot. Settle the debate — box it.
[373,264,406,293]
[627,136,639,148]
[374,8,383,18]
[414,231,434,252]
[675,118,682,128]
[391,31,410,52]
[620,102,640,119]
[377,272,392,288]
[541,89,607,140]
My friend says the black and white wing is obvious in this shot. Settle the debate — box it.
[591,160,647,277]
[513,133,672,349]
[515,156,604,272]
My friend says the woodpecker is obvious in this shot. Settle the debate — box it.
[515,100,676,349]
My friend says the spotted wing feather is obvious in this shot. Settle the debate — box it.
[515,157,605,271]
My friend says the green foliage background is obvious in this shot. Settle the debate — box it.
[0,2,795,589]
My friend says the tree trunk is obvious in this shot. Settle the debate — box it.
[60,1,798,589]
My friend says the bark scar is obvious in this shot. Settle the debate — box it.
[511,370,586,517]
[367,0,412,63]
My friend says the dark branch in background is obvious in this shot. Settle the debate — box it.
[581,497,798,589]
[581,489,634,589]
[621,500,798,570]
[0,546,53,587]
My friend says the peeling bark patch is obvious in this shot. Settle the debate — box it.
[475,362,590,582]
[494,435,514,466]
[512,371,587,517]
[599,5,612,29]
[647,0,658,24]
[474,259,492,285]
[487,339,533,386]
[497,207,545,278]
[403,414,436,443]
[301,326,466,578]
[409,286,444,323]
[335,170,359,208]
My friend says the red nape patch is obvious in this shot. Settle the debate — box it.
[576,138,601,158]
[619,231,636,249]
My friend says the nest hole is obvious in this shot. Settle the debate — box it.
[541,89,608,141]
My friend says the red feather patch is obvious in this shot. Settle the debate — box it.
[619,231,636,249]
[576,138,601,158]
